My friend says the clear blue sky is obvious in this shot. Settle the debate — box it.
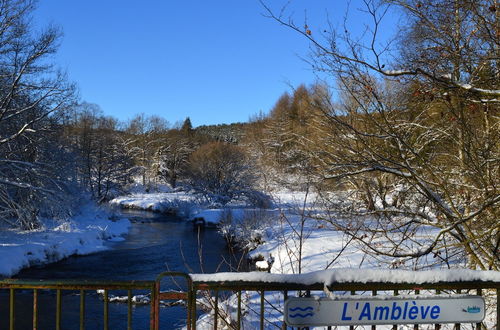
[33,1,396,127]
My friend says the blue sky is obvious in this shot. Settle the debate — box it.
[33,1,394,127]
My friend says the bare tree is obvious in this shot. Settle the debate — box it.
[65,103,138,202]
[124,113,169,187]
[0,0,76,228]
[262,0,499,270]
[186,142,257,205]
[156,130,194,188]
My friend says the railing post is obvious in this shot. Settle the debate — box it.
[260,290,265,330]
[282,290,288,330]
[213,290,219,330]
[350,290,355,330]
[150,282,160,330]
[190,285,197,330]
[187,287,192,330]
[127,290,132,330]
[435,289,441,330]
[33,289,38,330]
[80,290,85,330]
[372,290,377,330]
[393,289,399,330]
[104,289,109,330]
[454,289,461,330]
[237,290,242,330]
[56,289,61,330]
[414,289,420,330]
[497,288,500,330]
[154,282,160,330]
[9,288,15,330]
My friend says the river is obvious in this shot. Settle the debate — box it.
[1,210,242,329]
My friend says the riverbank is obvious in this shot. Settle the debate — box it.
[109,191,197,216]
[108,189,365,272]
[0,203,130,277]
[6,209,240,329]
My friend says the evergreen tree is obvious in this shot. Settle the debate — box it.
[181,117,193,134]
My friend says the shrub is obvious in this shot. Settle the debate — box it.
[185,142,256,205]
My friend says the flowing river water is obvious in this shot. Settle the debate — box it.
[1,210,242,329]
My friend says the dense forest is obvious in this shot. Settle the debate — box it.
[0,0,498,271]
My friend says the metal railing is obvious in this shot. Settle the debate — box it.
[1,272,499,329]
[0,273,192,330]
[0,278,159,329]
[189,276,500,330]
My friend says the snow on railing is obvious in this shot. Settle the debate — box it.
[191,268,500,287]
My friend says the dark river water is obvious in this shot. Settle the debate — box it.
[1,210,242,329]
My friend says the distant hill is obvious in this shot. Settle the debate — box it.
[195,122,248,144]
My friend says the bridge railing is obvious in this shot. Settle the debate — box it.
[2,271,499,329]
[185,272,500,330]
[0,278,162,330]
[0,273,195,330]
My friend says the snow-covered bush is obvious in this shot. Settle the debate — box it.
[218,208,277,251]
[185,142,258,205]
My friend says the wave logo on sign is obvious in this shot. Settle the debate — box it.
[288,306,315,318]
[463,306,481,314]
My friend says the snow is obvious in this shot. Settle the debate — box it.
[190,209,230,224]
[11,184,493,328]
[110,191,277,228]
[255,260,269,270]
[191,268,500,286]
[183,188,500,329]
[0,203,130,277]
[454,82,500,95]
[110,192,197,215]
[382,70,411,75]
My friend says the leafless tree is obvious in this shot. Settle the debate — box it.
[124,113,169,188]
[262,0,499,270]
[186,142,257,205]
[65,103,138,202]
[156,130,195,188]
[0,0,76,228]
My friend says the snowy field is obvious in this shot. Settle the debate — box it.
[0,203,130,277]
[108,188,499,329]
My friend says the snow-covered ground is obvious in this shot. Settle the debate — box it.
[181,189,498,329]
[99,188,500,328]
[110,191,198,216]
[0,203,130,277]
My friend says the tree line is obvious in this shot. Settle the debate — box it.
[0,0,259,230]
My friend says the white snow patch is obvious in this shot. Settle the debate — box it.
[0,204,130,277]
[190,209,228,224]
[255,260,269,270]
[110,192,197,216]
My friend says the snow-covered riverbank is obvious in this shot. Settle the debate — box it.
[0,204,130,277]
[109,191,197,215]
[123,189,495,329]
[107,189,422,272]
[53,189,500,328]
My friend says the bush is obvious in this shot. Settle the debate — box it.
[185,142,256,205]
